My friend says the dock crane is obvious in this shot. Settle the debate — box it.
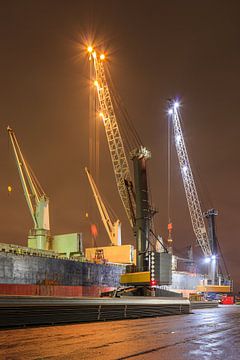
[8,127,83,257]
[168,101,226,286]
[85,167,121,246]
[7,127,50,250]
[86,47,172,292]
[87,47,153,272]
[87,47,136,230]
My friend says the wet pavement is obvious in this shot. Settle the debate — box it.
[0,305,239,359]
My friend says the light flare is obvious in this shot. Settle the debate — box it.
[99,112,104,120]
[174,101,179,109]
[205,257,211,264]
[87,46,93,53]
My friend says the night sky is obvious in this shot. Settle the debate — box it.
[0,1,239,290]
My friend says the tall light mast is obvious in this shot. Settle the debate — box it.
[7,127,50,250]
[87,47,135,229]
[85,167,121,246]
[168,102,217,283]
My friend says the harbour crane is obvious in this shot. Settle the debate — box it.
[87,46,154,272]
[168,101,218,284]
[7,127,50,250]
[87,47,136,229]
[85,167,121,246]
[86,47,172,293]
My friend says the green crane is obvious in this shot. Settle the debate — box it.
[7,127,50,250]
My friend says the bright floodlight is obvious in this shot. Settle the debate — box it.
[94,80,99,88]
[99,112,104,119]
[174,101,179,109]
[87,46,93,53]
[205,257,211,264]
[168,108,173,115]
[100,54,105,60]
[211,255,216,261]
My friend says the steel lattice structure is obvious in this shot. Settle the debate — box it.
[169,104,212,257]
[90,50,135,227]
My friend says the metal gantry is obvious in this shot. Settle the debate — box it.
[168,102,212,257]
[88,48,135,228]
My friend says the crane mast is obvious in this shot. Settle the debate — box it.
[85,167,121,246]
[7,126,50,250]
[85,46,172,292]
[168,103,212,258]
[88,48,135,228]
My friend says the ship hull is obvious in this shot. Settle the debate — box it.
[0,284,116,297]
[0,251,125,297]
[0,250,203,298]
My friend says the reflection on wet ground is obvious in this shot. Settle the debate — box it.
[0,305,239,359]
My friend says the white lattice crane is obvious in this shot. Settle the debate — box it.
[168,102,212,258]
[87,47,136,228]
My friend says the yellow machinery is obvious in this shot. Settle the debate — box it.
[85,244,134,264]
[196,285,231,293]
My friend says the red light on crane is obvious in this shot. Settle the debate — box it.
[150,279,157,287]
[168,223,173,231]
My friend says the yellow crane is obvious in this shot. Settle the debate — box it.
[85,167,121,246]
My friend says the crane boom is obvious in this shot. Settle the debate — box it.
[88,48,135,228]
[85,167,121,246]
[7,126,50,250]
[168,103,212,257]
